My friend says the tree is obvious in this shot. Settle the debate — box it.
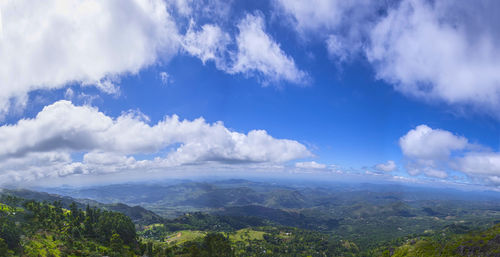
[110,233,124,256]
[97,211,136,246]
[0,238,11,256]
[0,218,19,250]
[202,233,234,257]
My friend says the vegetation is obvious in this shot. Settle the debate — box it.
[0,195,138,256]
[375,223,500,257]
[4,180,500,256]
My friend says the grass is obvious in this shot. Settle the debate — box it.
[160,228,267,246]
[143,223,164,230]
[0,202,10,211]
[164,230,206,245]
[229,228,267,242]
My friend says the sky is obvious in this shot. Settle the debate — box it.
[1,0,500,189]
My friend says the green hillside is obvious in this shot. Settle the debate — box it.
[0,195,138,256]
[378,223,500,257]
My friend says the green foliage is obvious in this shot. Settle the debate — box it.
[0,217,20,250]
[182,233,234,257]
[0,197,139,256]
[0,238,13,257]
[170,212,267,232]
[382,223,500,257]
[229,226,359,257]
[201,233,234,257]
[229,228,266,242]
[109,233,124,256]
[23,234,62,257]
[96,210,137,246]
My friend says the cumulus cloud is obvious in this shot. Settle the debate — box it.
[374,160,397,172]
[367,0,500,111]
[229,13,309,85]
[400,125,468,161]
[0,0,179,117]
[399,124,500,183]
[0,100,311,183]
[399,125,467,178]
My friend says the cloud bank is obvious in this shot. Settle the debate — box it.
[0,100,311,183]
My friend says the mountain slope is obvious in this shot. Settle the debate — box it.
[1,189,163,225]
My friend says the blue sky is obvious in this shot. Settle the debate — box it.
[1,0,500,188]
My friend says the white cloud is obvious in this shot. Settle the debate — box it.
[180,14,308,85]
[172,0,194,16]
[274,0,381,62]
[367,0,500,111]
[424,169,448,179]
[295,161,327,169]
[277,0,500,113]
[230,13,309,85]
[399,124,500,182]
[0,0,179,116]
[455,153,500,177]
[374,160,397,172]
[64,88,75,100]
[399,124,467,178]
[406,164,448,179]
[274,0,345,32]
[159,72,172,85]
[181,22,230,66]
[0,100,311,183]
[0,0,313,116]
[400,125,468,161]
[326,35,350,63]
[273,0,377,33]
[169,0,232,21]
